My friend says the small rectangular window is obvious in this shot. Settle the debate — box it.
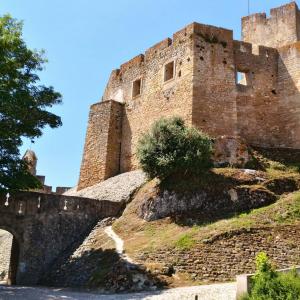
[132,78,142,98]
[164,61,175,82]
[236,71,250,86]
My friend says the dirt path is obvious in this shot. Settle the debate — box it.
[104,226,134,263]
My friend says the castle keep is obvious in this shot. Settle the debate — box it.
[78,2,300,190]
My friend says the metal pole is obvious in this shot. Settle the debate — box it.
[248,0,250,15]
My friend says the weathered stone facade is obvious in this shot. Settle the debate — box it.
[78,101,123,190]
[0,191,122,285]
[78,2,300,190]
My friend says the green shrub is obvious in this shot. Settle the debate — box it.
[242,252,300,300]
[137,117,212,179]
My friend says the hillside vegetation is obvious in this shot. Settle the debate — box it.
[112,150,300,286]
[114,188,300,253]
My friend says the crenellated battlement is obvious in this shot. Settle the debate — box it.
[270,1,298,18]
[242,2,298,24]
[145,38,172,59]
[233,40,277,58]
[242,1,300,48]
[109,22,233,82]
[120,54,145,73]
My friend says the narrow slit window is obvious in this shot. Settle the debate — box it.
[132,78,142,98]
[164,61,174,82]
[236,71,250,86]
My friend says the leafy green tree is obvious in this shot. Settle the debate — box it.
[137,116,212,179]
[0,15,62,192]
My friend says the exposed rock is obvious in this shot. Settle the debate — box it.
[213,136,250,168]
[64,170,146,203]
[104,260,162,292]
[264,177,299,195]
[138,185,276,221]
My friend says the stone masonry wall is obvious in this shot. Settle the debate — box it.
[78,100,123,190]
[0,191,122,285]
[241,2,300,148]
[137,225,300,283]
[103,24,195,173]
[242,2,300,49]
[234,42,281,147]
[276,43,300,148]
[192,23,237,137]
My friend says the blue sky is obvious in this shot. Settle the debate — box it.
[0,0,294,189]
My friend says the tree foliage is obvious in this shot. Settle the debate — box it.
[137,117,212,179]
[0,14,62,192]
[242,252,300,300]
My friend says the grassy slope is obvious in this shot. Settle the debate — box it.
[112,151,300,286]
[113,167,300,256]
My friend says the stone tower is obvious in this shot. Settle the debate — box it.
[23,150,37,176]
[242,1,300,150]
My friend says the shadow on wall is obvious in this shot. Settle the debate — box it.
[275,52,300,148]
[40,247,119,287]
[120,110,133,173]
[237,51,300,148]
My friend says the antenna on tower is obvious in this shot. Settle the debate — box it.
[248,0,250,15]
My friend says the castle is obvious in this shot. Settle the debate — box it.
[78,1,300,190]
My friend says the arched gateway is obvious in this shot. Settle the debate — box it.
[0,191,121,285]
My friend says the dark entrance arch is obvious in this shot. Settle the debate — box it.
[0,229,20,285]
[7,235,20,285]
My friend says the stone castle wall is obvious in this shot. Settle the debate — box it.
[192,23,238,137]
[0,191,122,285]
[78,2,300,190]
[276,43,300,148]
[234,42,280,147]
[242,2,300,49]
[241,1,300,148]
[78,101,123,190]
[103,25,195,174]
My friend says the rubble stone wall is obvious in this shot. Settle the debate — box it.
[242,2,300,49]
[0,191,122,285]
[137,225,300,283]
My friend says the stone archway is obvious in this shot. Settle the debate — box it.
[0,229,20,285]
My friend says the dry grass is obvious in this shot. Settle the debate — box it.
[113,178,300,258]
